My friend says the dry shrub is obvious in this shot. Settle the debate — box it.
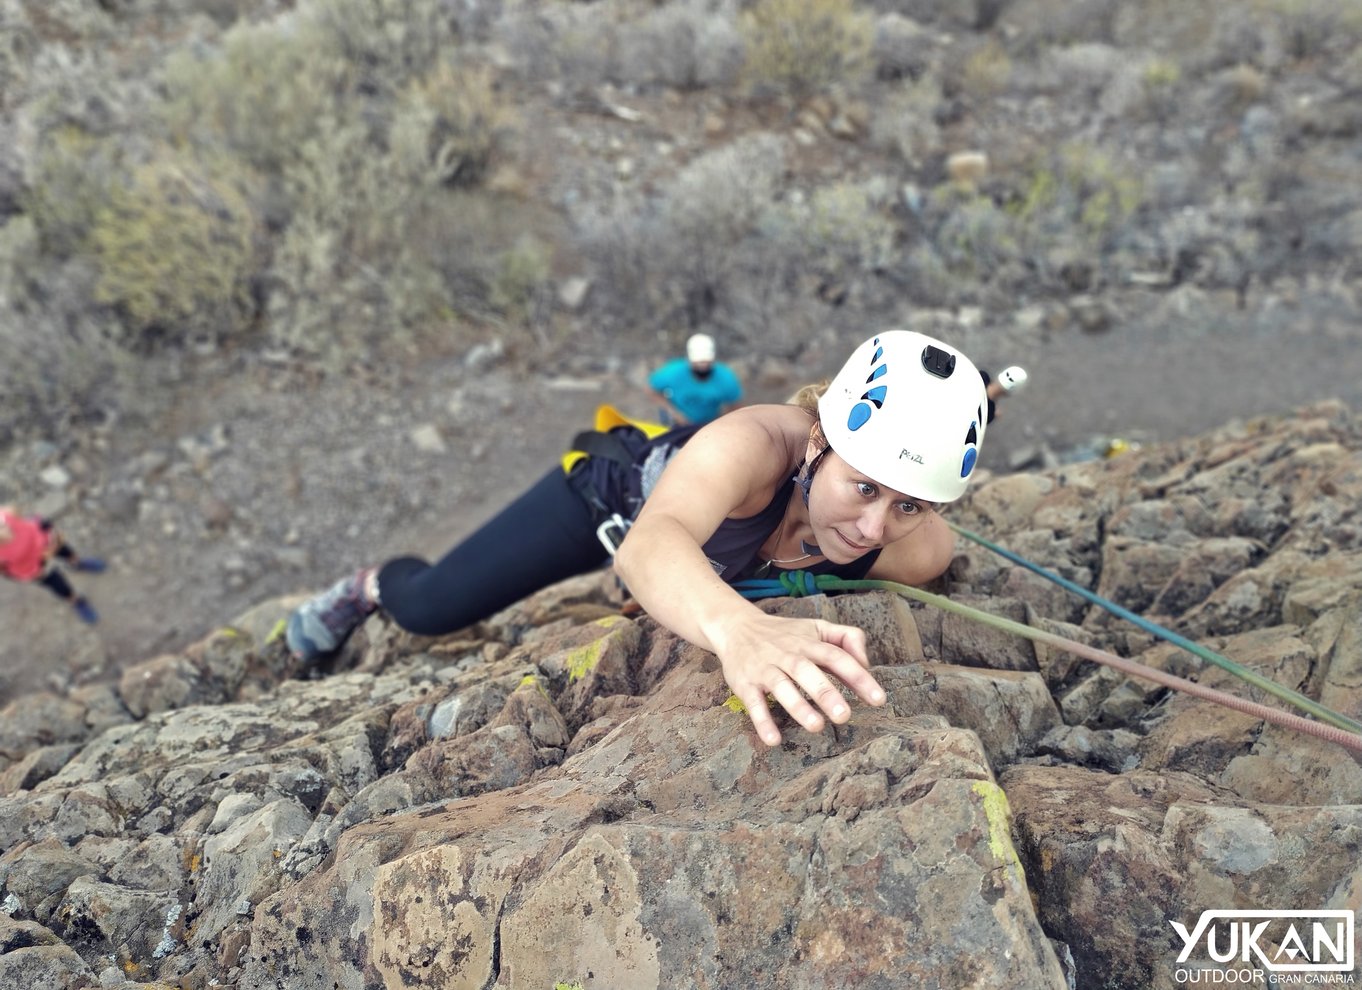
[489,234,554,328]
[259,52,526,365]
[959,39,1013,101]
[1253,0,1362,61]
[1215,64,1268,114]
[1138,57,1181,122]
[390,62,519,188]
[497,0,742,93]
[871,12,938,82]
[740,0,873,101]
[159,19,343,174]
[91,151,263,351]
[267,101,551,366]
[0,216,133,435]
[573,133,793,338]
[21,127,117,259]
[309,0,456,91]
[765,181,896,283]
[930,187,1020,279]
[264,117,417,363]
[868,81,941,166]
[1012,142,1143,246]
[997,0,1125,51]
[614,0,745,90]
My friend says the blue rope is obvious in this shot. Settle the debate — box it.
[734,570,828,599]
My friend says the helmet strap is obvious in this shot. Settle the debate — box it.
[796,446,829,507]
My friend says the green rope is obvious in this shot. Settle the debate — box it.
[732,572,1362,752]
[946,522,1362,735]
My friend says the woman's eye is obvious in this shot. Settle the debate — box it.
[898,501,921,516]
[856,482,876,497]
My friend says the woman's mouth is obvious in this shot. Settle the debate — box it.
[837,531,872,554]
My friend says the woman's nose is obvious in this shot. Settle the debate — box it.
[857,503,890,543]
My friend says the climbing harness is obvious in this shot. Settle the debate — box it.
[561,404,708,557]
[561,405,673,556]
[730,570,1362,753]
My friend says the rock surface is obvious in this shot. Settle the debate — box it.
[1,403,1360,988]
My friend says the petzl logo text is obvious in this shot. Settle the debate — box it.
[1171,910,1355,972]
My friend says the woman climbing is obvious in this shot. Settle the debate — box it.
[287,331,1012,745]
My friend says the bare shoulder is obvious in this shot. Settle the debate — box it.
[693,404,813,456]
[866,512,957,586]
[646,404,813,517]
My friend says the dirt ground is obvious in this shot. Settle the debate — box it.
[3,313,1361,706]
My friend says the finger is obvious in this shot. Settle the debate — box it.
[736,685,783,747]
[815,621,870,667]
[785,658,854,725]
[799,640,888,709]
[770,676,826,734]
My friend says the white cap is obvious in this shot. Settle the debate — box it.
[818,331,988,503]
[996,366,1028,393]
[686,333,717,363]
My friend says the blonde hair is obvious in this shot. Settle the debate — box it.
[787,379,830,411]
[787,380,830,451]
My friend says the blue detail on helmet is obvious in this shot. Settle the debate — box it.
[867,364,887,382]
[863,385,887,406]
[872,346,883,363]
[847,402,873,431]
[961,447,977,477]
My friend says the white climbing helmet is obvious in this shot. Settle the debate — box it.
[686,333,717,363]
[818,330,988,503]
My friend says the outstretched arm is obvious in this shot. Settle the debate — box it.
[613,407,887,746]
[650,387,690,425]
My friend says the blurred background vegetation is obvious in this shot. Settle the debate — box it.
[1,0,1360,441]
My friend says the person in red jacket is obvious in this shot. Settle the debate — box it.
[0,507,105,624]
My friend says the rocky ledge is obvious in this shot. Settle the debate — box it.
[1,401,1360,990]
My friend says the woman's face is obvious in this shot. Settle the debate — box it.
[806,448,935,561]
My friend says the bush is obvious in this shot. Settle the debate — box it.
[1010,142,1143,253]
[258,52,527,365]
[929,187,1021,279]
[1253,0,1362,61]
[308,0,457,92]
[489,234,554,327]
[158,19,344,174]
[389,61,518,188]
[1138,57,1181,122]
[959,38,1013,101]
[0,217,130,436]
[91,151,262,350]
[740,0,873,101]
[570,134,793,340]
[868,81,941,166]
[764,181,896,283]
[264,115,409,362]
[21,128,118,259]
[614,0,745,90]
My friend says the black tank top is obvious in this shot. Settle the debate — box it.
[701,479,882,584]
[581,422,881,586]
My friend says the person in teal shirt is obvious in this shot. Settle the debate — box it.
[648,333,743,425]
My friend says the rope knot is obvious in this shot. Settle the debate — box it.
[778,570,819,597]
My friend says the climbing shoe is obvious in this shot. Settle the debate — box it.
[74,557,107,573]
[73,597,99,625]
[286,568,376,662]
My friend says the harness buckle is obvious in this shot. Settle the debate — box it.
[595,513,631,556]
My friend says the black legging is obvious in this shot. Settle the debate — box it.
[39,568,75,601]
[35,520,79,601]
[376,467,610,636]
